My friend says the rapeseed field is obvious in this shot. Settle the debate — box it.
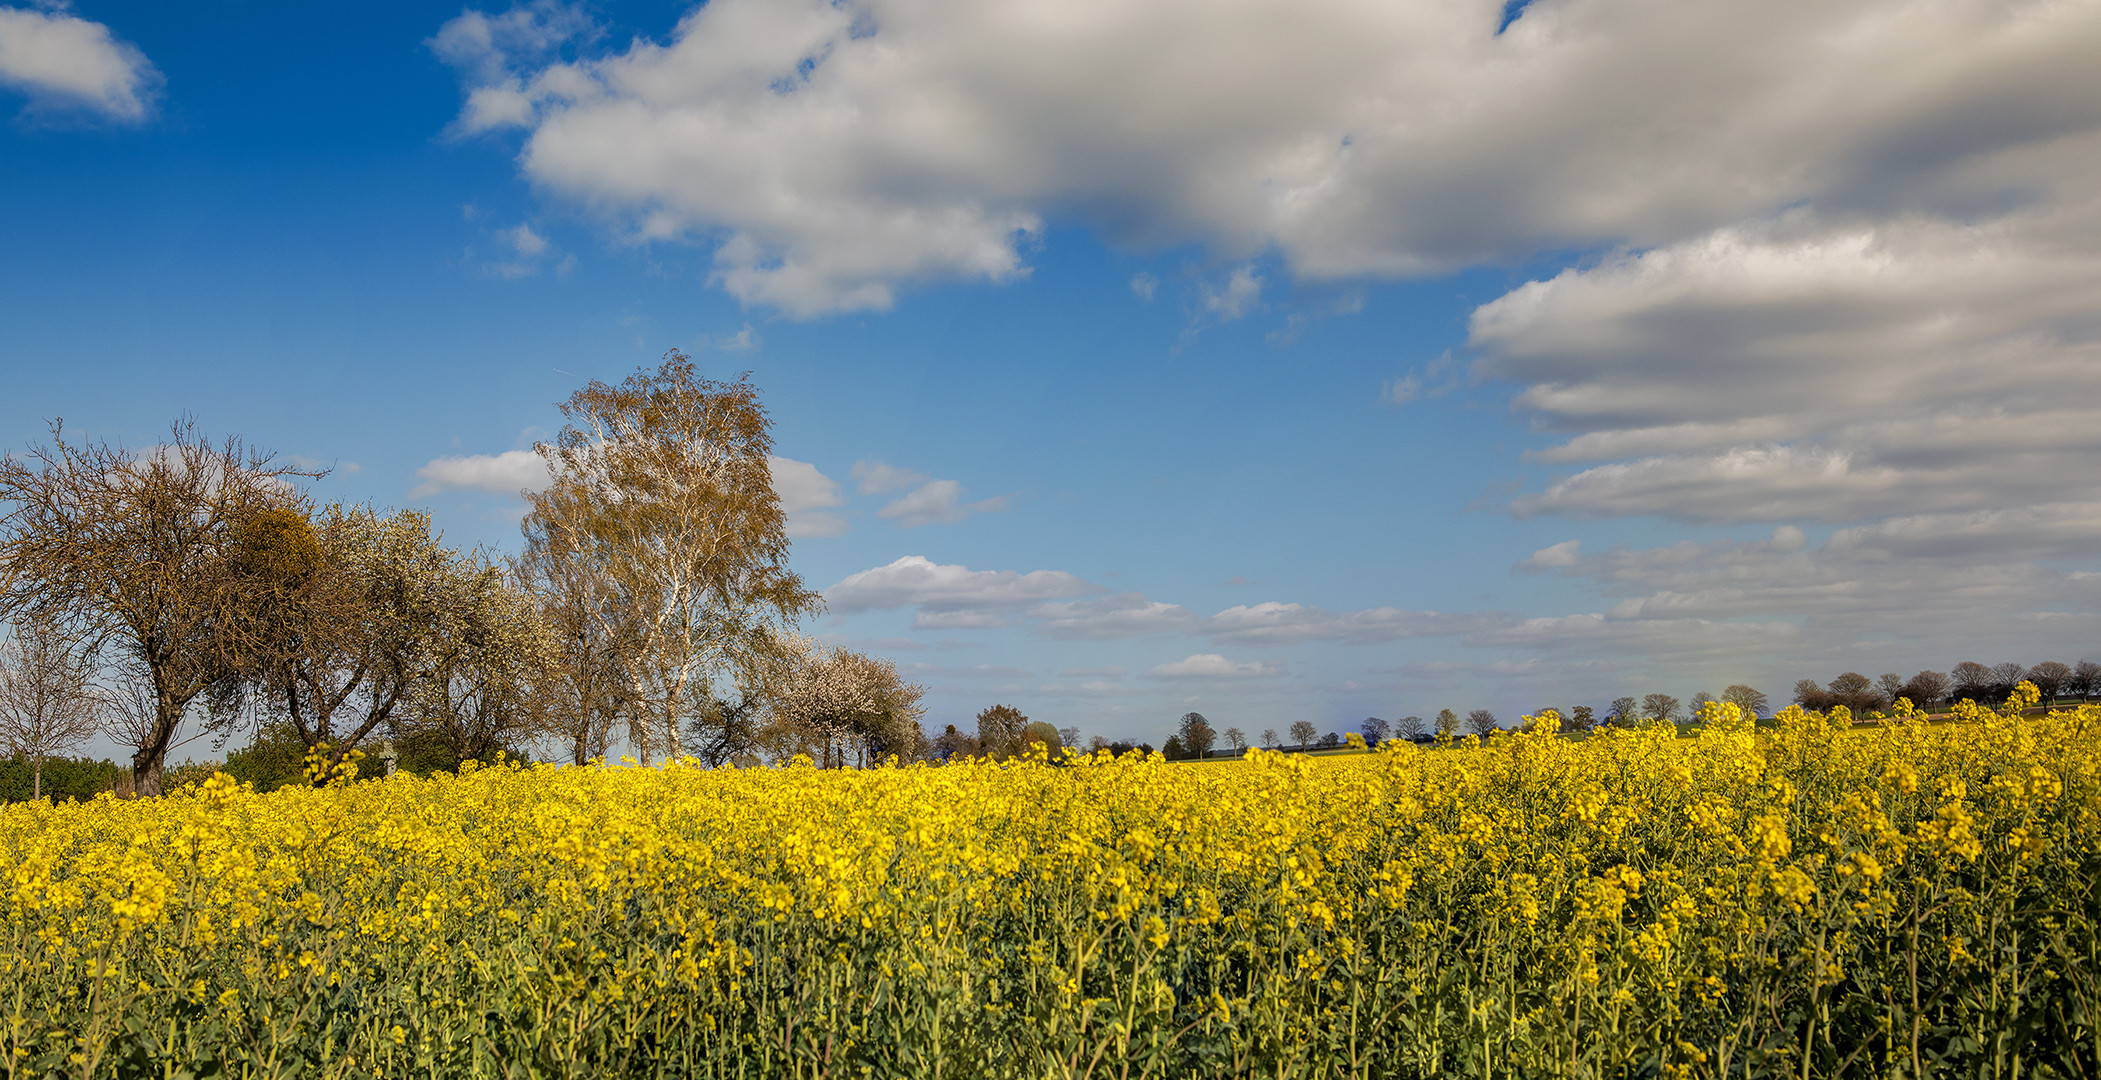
[2,692,2094,1078]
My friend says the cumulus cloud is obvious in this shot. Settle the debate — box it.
[0,7,160,120]
[1028,593,1195,640]
[1145,654,1283,680]
[1519,540,1581,571]
[411,449,550,498]
[434,0,2101,316]
[825,555,1098,614]
[768,455,848,537]
[1201,602,1513,646]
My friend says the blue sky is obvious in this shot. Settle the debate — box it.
[5,0,2101,751]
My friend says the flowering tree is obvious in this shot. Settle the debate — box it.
[764,634,926,767]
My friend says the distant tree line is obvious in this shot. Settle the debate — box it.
[1195,657,2098,756]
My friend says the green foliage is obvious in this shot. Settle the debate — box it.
[1020,720,1062,753]
[160,760,225,792]
[0,754,122,803]
[220,724,310,793]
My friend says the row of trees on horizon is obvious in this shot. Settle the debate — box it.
[1128,660,2101,761]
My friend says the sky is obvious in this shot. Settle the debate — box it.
[4,0,2101,752]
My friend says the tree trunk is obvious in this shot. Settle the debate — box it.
[31,760,40,801]
[133,685,183,798]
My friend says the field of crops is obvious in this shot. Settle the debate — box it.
[2,696,2095,1079]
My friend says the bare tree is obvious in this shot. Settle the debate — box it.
[1950,661,1994,703]
[1990,661,2028,703]
[1902,670,1950,710]
[0,613,102,800]
[934,725,982,761]
[1825,672,1881,714]
[1606,698,1637,726]
[512,513,622,765]
[1223,726,1247,752]
[1641,694,1682,723]
[2072,661,2101,703]
[1360,716,1391,745]
[1466,708,1498,736]
[523,354,820,764]
[0,420,313,796]
[1721,684,1769,718]
[1288,719,1318,747]
[1876,673,1906,704]
[1396,715,1426,740]
[1260,727,1278,748]
[2027,661,2071,704]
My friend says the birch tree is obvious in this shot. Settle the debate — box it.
[522,354,820,764]
[0,612,102,800]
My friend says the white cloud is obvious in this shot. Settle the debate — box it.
[0,7,160,120]
[825,555,1097,614]
[900,662,1035,678]
[1479,210,2101,524]
[1501,523,2101,669]
[1201,601,1512,646]
[1467,613,1801,658]
[877,478,1011,527]
[1202,265,1262,321]
[1520,540,1580,571]
[1145,654,1283,680]
[1058,665,1125,678]
[850,458,929,495]
[712,323,761,351]
[911,610,1011,629]
[1826,503,2101,562]
[505,223,548,255]
[411,449,550,498]
[1379,373,1420,406]
[768,455,848,537]
[1129,272,1158,301]
[435,0,2101,316]
[1028,593,1194,640]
